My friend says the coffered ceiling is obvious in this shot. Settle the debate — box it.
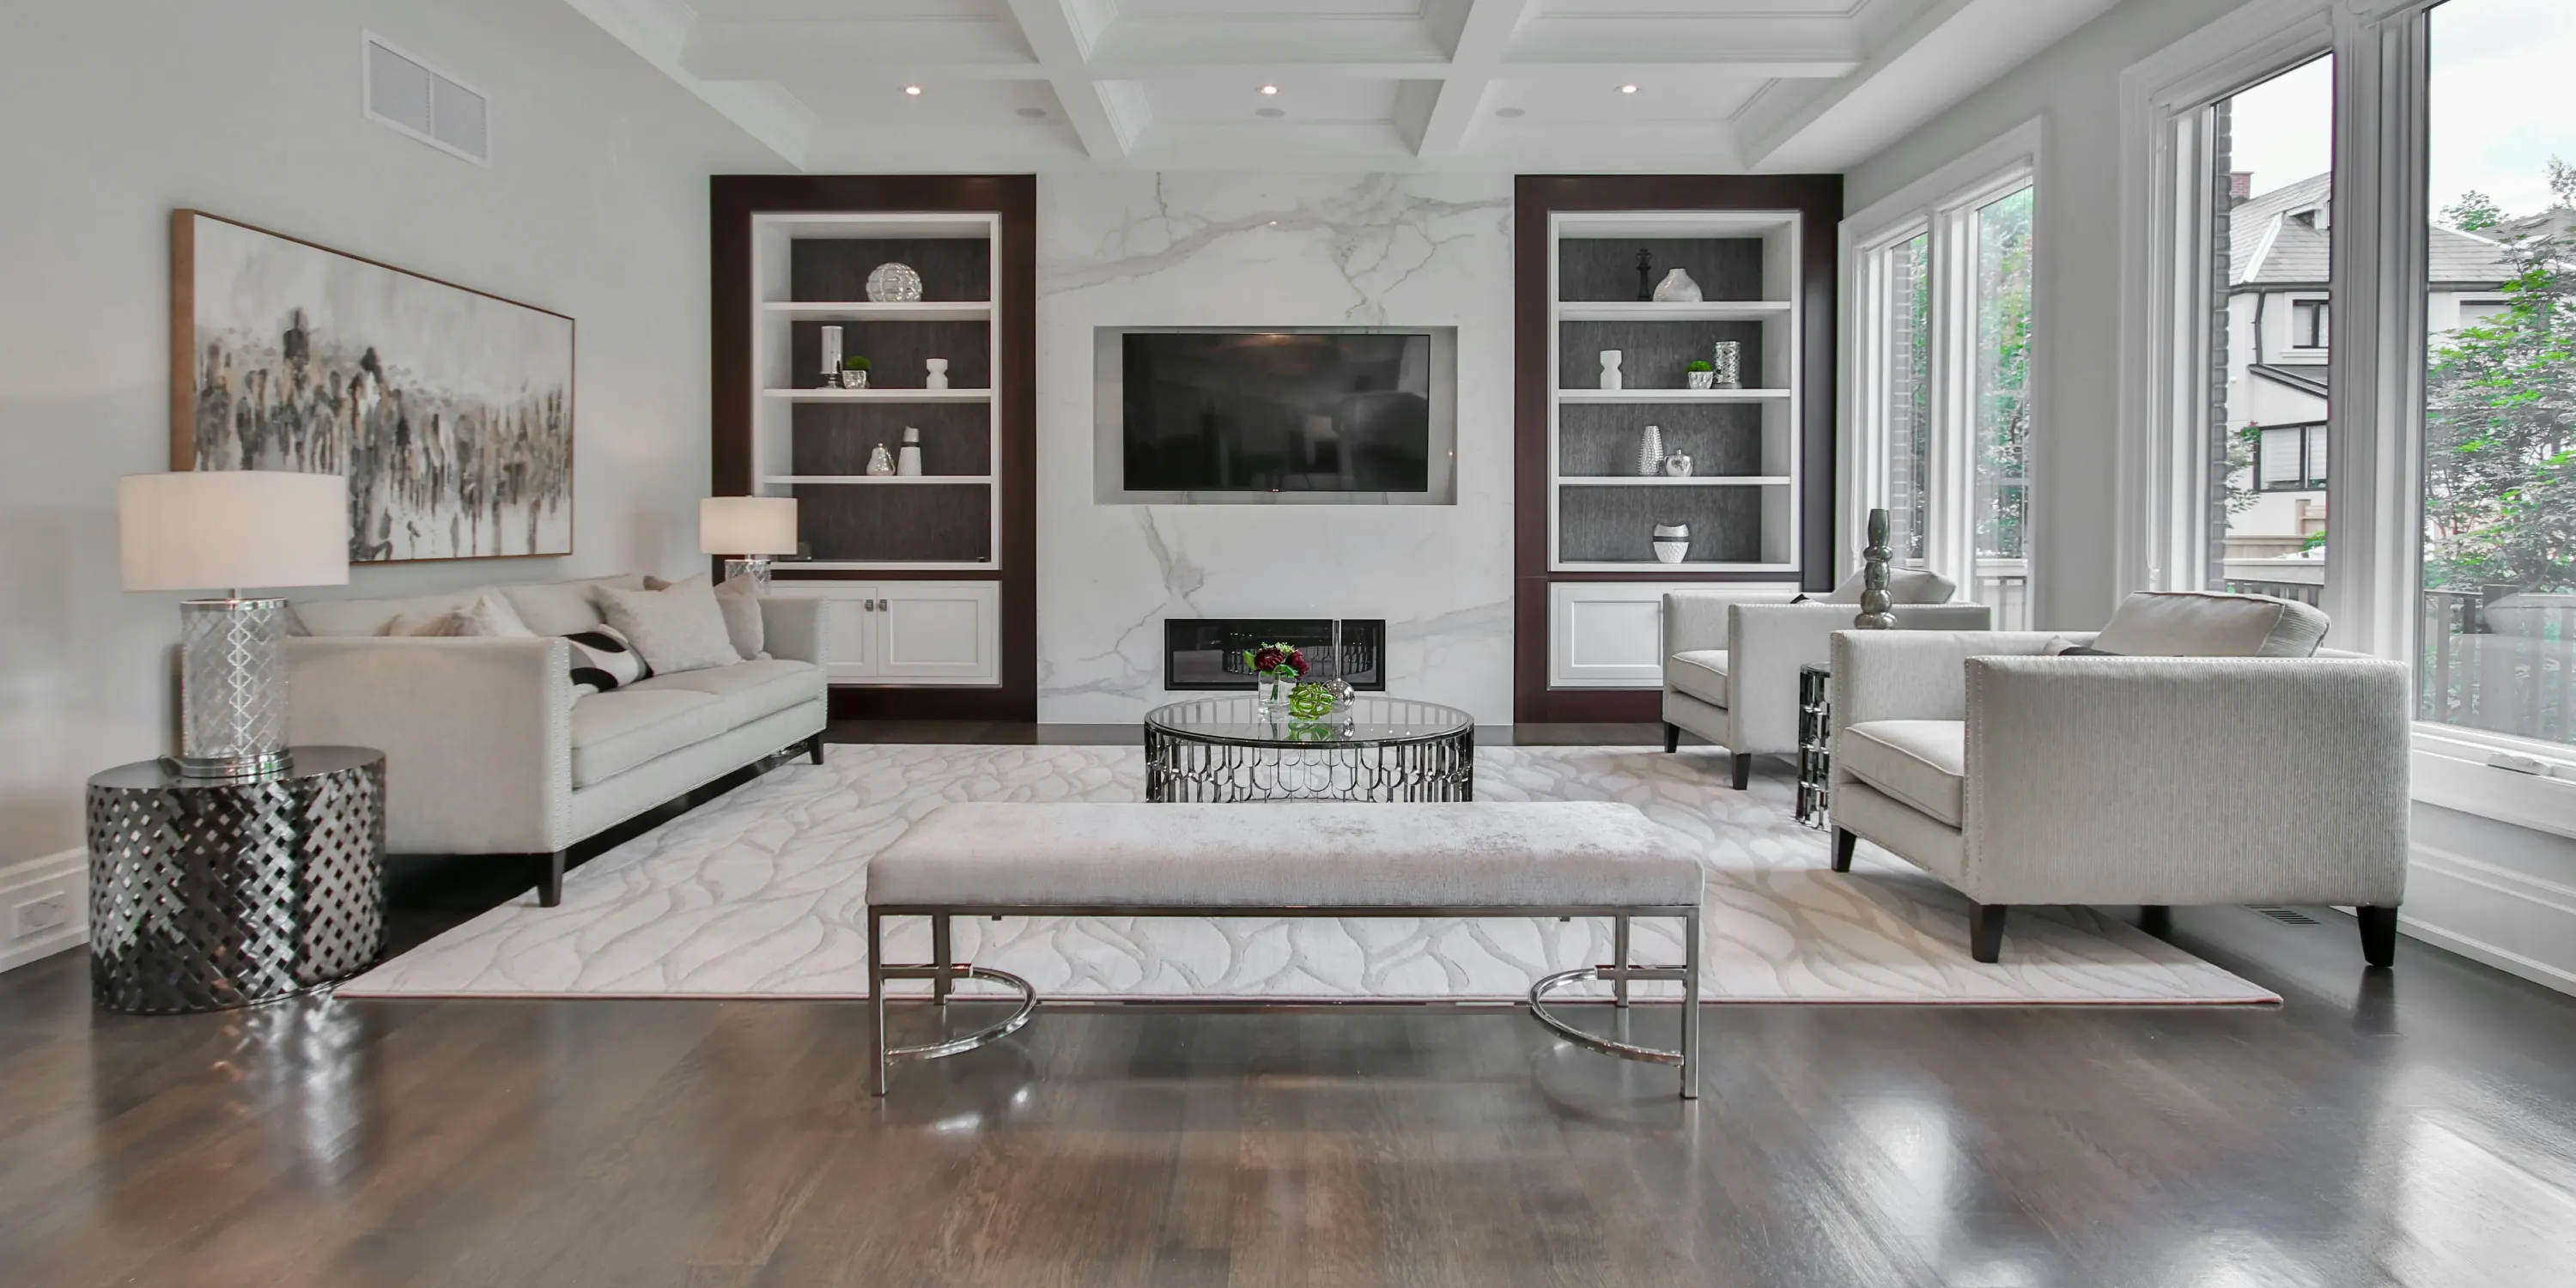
[563,0,2123,171]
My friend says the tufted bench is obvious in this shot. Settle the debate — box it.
[865,800,1706,1097]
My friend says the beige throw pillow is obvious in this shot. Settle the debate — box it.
[2092,591,2329,658]
[593,575,742,674]
[646,572,766,659]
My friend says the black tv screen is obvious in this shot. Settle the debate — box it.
[1122,331,1431,492]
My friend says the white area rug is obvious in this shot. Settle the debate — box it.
[339,744,2278,1005]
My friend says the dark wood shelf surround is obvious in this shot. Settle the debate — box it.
[713,174,1037,721]
[1514,174,1842,723]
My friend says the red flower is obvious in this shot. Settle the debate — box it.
[1287,649,1309,675]
[1253,647,1286,673]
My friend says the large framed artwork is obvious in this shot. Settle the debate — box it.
[170,210,575,562]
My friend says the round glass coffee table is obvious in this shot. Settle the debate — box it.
[1143,696,1475,802]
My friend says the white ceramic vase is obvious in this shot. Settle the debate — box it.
[1651,268,1703,302]
[924,358,950,391]
[1599,349,1623,391]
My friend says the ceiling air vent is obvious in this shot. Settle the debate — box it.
[364,33,489,166]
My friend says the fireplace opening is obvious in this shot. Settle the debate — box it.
[1163,619,1387,691]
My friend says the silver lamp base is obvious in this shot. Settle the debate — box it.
[176,597,294,782]
[723,557,775,594]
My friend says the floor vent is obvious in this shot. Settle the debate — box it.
[2250,906,2320,926]
[364,32,489,166]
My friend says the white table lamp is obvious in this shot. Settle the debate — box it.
[120,471,349,781]
[700,495,799,592]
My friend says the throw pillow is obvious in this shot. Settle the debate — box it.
[565,624,650,694]
[384,611,469,637]
[2092,591,2329,658]
[644,572,768,660]
[1820,568,1959,605]
[593,575,743,675]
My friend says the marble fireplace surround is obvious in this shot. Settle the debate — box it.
[1037,173,1516,724]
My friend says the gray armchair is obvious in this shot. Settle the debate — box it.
[1662,586,1991,788]
[1826,592,2409,965]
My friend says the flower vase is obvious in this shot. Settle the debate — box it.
[1258,673,1295,715]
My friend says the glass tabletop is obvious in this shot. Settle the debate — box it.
[1143,696,1473,748]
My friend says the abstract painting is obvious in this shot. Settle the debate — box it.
[170,210,574,562]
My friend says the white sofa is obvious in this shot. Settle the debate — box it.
[1662,577,1991,788]
[283,574,829,905]
[1826,592,2409,965]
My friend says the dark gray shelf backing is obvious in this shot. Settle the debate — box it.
[795,483,993,562]
[1558,319,1765,392]
[1558,484,1763,563]
[1558,237,1764,303]
[790,320,989,390]
[793,404,991,477]
[792,238,990,303]
[1558,403,1764,477]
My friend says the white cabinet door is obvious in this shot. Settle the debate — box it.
[1546,581,1801,689]
[878,583,1000,683]
[766,582,879,680]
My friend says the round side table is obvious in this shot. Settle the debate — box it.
[85,746,388,1014]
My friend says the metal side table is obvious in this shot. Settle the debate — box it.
[86,746,387,1014]
[1795,664,1832,829]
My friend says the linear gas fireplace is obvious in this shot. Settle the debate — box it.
[1163,619,1387,691]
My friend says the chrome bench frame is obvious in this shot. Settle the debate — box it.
[866,902,1701,1099]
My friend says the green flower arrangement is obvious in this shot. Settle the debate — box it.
[1287,681,1334,720]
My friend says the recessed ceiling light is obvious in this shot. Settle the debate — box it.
[1620,84,1637,94]
[1495,106,1526,118]
[1017,106,1046,118]
[1256,106,1285,118]
[1261,84,1279,95]
[905,85,922,96]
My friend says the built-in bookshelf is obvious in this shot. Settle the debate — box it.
[1546,211,1804,574]
[748,212,1003,572]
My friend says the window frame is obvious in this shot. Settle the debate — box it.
[2290,297,2331,349]
[1838,119,2044,609]
[2255,420,2330,490]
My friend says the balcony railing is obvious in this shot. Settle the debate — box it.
[1973,558,2030,631]
[2418,586,2576,744]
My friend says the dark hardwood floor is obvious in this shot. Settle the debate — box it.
[4,728,2572,1286]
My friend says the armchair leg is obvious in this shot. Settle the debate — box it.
[1969,903,2008,963]
[1662,722,1680,754]
[1730,752,1753,791]
[1832,828,1857,873]
[2140,905,2173,939]
[538,850,567,908]
[2356,906,2399,969]
[804,732,826,765]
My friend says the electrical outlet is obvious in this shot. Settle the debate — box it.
[13,890,68,939]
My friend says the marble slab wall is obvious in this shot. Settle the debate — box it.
[1036,173,1516,721]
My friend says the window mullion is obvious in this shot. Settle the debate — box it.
[1924,205,1979,592]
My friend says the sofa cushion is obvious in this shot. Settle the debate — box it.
[500,574,649,637]
[569,689,730,788]
[595,575,742,675]
[2093,591,2328,658]
[1839,720,1965,828]
[295,587,495,637]
[1665,649,1730,707]
[625,659,823,726]
[1823,568,1958,605]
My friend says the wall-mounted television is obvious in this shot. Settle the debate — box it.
[1112,330,1442,498]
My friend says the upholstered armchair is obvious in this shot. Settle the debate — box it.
[1662,579,1991,788]
[1826,592,2411,966]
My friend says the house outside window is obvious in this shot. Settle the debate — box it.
[2290,297,2330,349]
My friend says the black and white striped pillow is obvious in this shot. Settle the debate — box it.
[566,625,652,696]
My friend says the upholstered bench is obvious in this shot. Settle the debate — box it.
[866,801,1706,1097]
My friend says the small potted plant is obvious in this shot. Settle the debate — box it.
[1686,359,1716,391]
[840,355,872,390]
[1242,641,1308,714]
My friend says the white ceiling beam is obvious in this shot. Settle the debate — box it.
[1005,0,1148,158]
[1411,0,1537,157]
[560,0,817,168]
[679,18,1039,76]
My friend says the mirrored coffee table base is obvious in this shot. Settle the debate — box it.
[1143,696,1475,802]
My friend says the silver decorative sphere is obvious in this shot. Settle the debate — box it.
[866,262,924,303]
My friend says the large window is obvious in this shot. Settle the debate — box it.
[2419,0,2576,745]
[1845,132,2039,629]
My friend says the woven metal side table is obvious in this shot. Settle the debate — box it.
[86,746,387,1014]
[1795,665,1832,830]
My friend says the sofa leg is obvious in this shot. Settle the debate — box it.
[538,850,567,908]
[2356,905,2399,969]
[1662,722,1680,754]
[1832,828,1857,873]
[2140,905,2173,939]
[1730,752,1753,791]
[805,732,826,766]
[1969,903,2008,963]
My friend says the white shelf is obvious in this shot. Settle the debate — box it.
[1557,301,1792,322]
[1559,476,1793,486]
[760,301,991,321]
[1558,388,1791,404]
[762,474,995,485]
[761,387,993,404]
[787,561,999,573]
[1556,561,1801,574]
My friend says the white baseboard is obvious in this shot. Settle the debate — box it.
[0,848,87,975]
[2402,841,2576,995]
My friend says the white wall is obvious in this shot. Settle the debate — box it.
[1844,0,2254,632]
[0,0,773,896]
[1034,173,1517,722]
